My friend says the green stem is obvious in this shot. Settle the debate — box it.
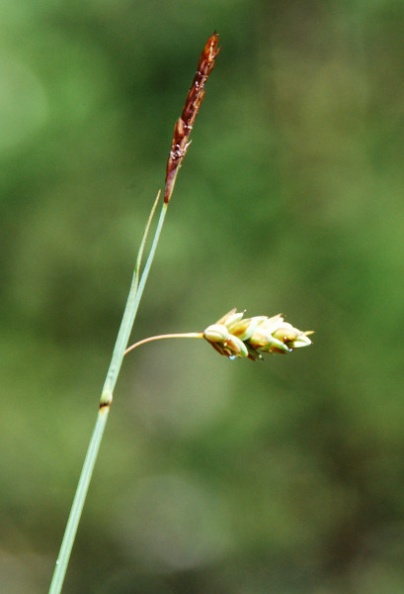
[100,200,168,406]
[48,198,168,594]
[48,409,109,594]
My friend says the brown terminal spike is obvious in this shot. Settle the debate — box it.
[164,32,220,204]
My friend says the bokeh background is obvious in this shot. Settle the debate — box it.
[1,1,404,592]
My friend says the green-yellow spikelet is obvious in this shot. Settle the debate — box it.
[203,309,313,361]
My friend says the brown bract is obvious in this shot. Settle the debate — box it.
[164,32,220,203]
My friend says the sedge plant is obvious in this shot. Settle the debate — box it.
[48,33,312,594]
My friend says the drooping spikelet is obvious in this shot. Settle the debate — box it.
[203,309,313,360]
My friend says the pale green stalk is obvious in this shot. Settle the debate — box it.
[48,195,167,594]
[124,332,204,355]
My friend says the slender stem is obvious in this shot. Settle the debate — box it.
[100,200,168,406]
[48,409,109,594]
[124,332,204,355]
[49,198,167,594]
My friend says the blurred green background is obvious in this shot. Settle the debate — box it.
[1,1,404,592]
